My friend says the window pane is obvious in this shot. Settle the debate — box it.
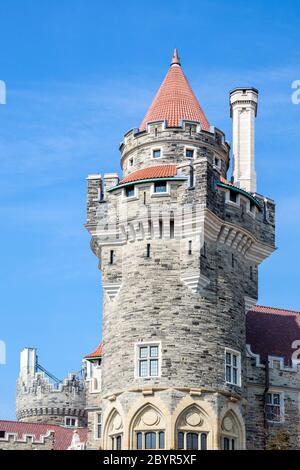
[137,432,142,450]
[223,437,230,450]
[266,393,272,404]
[145,432,156,449]
[178,432,184,450]
[273,394,280,405]
[233,368,237,385]
[150,359,158,376]
[226,366,232,382]
[226,353,231,365]
[139,347,148,358]
[187,433,198,450]
[153,150,161,158]
[232,355,237,367]
[200,433,207,450]
[139,360,148,377]
[116,435,122,450]
[150,346,158,357]
[186,149,194,158]
[154,182,167,193]
[126,186,135,197]
[159,432,165,449]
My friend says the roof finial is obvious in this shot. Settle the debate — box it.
[171,48,181,66]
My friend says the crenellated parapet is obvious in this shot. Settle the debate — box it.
[16,348,87,427]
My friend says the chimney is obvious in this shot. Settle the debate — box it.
[230,87,258,193]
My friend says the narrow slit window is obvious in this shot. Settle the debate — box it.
[170,218,175,239]
[188,240,192,255]
[159,219,163,239]
[146,243,151,258]
[110,250,115,265]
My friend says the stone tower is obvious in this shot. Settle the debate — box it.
[16,348,87,427]
[86,50,275,450]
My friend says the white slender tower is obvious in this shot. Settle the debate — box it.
[230,88,258,193]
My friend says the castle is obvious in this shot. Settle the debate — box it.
[1,50,300,450]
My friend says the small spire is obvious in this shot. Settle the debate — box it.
[171,48,181,66]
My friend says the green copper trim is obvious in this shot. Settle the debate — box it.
[107,176,188,192]
[216,181,261,210]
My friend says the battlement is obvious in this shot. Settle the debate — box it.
[16,348,87,427]
[119,122,230,179]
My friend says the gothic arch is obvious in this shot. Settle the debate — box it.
[174,401,214,450]
[219,405,246,450]
[103,406,125,450]
[127,398,169,450]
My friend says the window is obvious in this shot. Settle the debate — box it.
[110,250,115,265]
[125,185,135,198]
[65,417,78,427]
[186,148,194,159]
[159,219,163,238]
[178,432,207,450]
[95,413,102,439]
[129,157,134,167]
[137,344,160,378]
[250,266,253,280]
[146,243,151,258]
[225,349,241,386]
[152,149,161,158]
[189,166,194,188]
[231,254,235,268]
[229,191,237,203]
[223,437,235,450]
[136,431,165,450]
[0,431,5,439]
[170,218,175,239]
[112,435,122,450]
[154,181,167,193]
[188,240,192,255]
[266,393,283,422]
[214,157,221,169]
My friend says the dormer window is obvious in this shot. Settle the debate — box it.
[229,191,237,203]
[152,149,161,159]
[126,186,135,198]
[154,181,167,193]
[65,417,78,427]
[186,148,194,159]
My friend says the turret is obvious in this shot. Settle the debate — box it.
[86,50,275,450]
[230,87,258,193]
[16,348,87,427]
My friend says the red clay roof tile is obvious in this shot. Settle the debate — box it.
[0,420,87,450]
[84,342,103,359]
[120,164,177,184]
[140,52,209,131]
[246,305,300,366]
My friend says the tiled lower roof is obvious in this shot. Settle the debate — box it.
[84,342,103,359]
[0,420,87,450]
[120,165,177,184]
[246,305,300,366]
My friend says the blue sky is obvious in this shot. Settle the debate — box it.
[1,0,300,419]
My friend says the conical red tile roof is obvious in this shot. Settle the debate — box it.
[140,49,210,131]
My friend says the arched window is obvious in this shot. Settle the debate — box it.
[220,411,244,450]
[131,405,166,450]
[106,410,123,450]
[175,406,210,450]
